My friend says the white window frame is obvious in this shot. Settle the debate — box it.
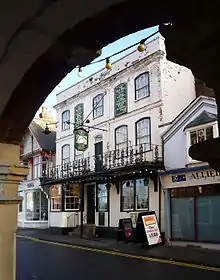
[135,72,150,100]
[33,155,42,179]
[64,184,80,211]
[136,118,151,151]
[186,121,217,164]
[62,144,70,166]
[93,94,104,118]
[50,186,62,212]
[62,110,70,131]
[115,125,128,150]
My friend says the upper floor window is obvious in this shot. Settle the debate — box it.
[62,110,70,131]
[74,103,84,127]
[114,83,128,117]
[33,155,41,179]
[135,72,150,100]
[136,118,151,151]
[115,125,128,150]
[93,94,104,118]
[62,145,70,166]
[190,126,213,145]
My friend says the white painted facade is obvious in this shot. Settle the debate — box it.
[160,96,220,243]
[50,36,196,234]
[162,96,218,171]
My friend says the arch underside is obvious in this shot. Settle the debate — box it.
[0,0,219,144]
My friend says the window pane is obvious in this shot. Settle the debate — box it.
[115,126,128,149]
[171,197,195,240]
[26,191,41,221]
[64,183,80,210]
[93,94,104,118]
[136,119,150,150]
[97,184,108,211]
[206,126,213,140]
[198,129,205,142]
[62,145,70,165]
[135,73,149,100]
[136,179,149,209]
[122,180,134,211]
[190,131,197,145]
[62,110,70,130]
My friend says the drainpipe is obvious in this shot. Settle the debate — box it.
[80,183,84,238]
[158,177,161,230]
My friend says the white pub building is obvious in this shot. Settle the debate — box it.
[41,35,196,237]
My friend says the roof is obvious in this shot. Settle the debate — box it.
[184,110,217,130]
[29,120,56,151]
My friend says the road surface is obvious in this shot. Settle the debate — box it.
[16,238,220,280]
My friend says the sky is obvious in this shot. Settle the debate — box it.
[37,25,159,119]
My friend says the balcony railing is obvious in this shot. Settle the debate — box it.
[41,144,162,182]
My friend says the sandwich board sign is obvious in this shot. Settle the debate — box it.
[142,211,162,246]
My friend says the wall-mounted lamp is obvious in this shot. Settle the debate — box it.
[43,123,56,135]
[43,123,51,135]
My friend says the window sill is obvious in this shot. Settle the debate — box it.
[93,114,103,120]
[121,208,149,213]
[135,96,150,102]
[64,209,80,212]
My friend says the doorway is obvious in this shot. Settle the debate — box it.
[87,185,96,224]
[95,141,103,171]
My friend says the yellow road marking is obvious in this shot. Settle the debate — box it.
[17,235,220,273]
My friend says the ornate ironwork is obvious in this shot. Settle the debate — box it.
[41,143,162,183]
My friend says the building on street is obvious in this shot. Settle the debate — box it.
[161,95,220,243]
[18,107,56,228]
[41,36,196,237]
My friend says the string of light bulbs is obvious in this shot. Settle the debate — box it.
[77,29,160,74]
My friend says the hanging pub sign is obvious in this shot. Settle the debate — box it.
[74,128,89,152]
[135,211,162,246]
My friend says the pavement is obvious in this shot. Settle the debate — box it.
[16,237,220,280]
[17,228,220,269]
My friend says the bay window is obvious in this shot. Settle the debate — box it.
[26,190,48,220]
[190,126,213,145]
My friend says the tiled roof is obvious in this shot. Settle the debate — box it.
[29,120,56,151]
[184,110,217,130]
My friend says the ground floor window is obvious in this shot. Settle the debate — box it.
[97,184,108,212]
[121,178,149,211]
[50,185,62,211]
[171,184,220,242]
[25,190,48,221]
[64,183,80,211]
